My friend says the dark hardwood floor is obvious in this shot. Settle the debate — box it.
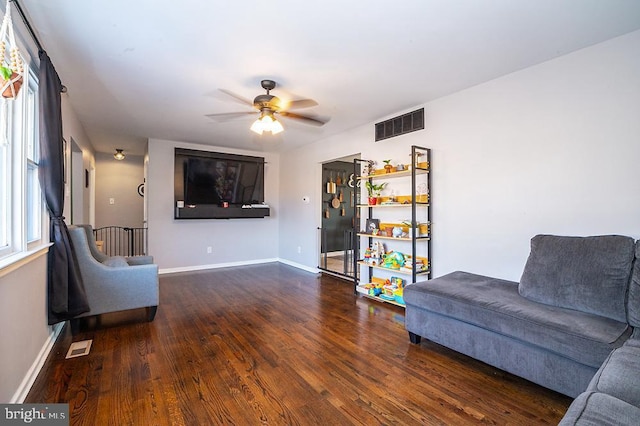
[26,263,572,425]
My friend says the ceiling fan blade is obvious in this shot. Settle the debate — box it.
[205,111,256,122]
[218,89,254,107]
[279,98,319,110]
[279,111,329,126]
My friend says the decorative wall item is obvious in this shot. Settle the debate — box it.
[365,218,380,234]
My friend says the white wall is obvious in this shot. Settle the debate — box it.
[95,152,145,228]
[0,252,54,402]
[280,30,640,282]
[147,139,280,272]
[278,129,365,269]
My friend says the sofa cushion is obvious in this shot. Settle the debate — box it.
[102,256,129,267]
[623,329,640,347]
[519,235,635,322]
[627,241,640,327]
[587,345,640,407]
[559,392,640,426]
[404,271,630,368]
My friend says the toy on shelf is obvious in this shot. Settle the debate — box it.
[383,251,405,270]
[376,276,406,303]
[363,282,383,297]
[364,247,372,261]
[364,241,386,266]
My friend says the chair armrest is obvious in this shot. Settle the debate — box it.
[79,263,159,317]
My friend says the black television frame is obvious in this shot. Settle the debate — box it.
[174,148,270,219]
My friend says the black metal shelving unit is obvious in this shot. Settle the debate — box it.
[352,145,432,307]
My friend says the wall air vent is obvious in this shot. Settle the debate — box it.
[375,108,424,142]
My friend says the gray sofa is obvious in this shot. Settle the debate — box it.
[404,234,640,424]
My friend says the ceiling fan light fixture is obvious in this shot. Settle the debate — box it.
[250,118,265,135]
[113,149,125,160]
[270,118,284,134]
[211,80,328,133]
[250,111,283,135]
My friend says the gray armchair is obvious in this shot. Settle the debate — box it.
[68,226,159,328]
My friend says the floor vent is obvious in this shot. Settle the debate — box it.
[375,108,424,141]
[66,340,93,359]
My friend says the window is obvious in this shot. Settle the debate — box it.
[25,71,41,244]
[0,63,44,262]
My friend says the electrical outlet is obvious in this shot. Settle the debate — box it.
[207,246,212,254]
[109,198,115,205]
[297,246,302,254]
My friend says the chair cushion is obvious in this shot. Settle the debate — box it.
[102,256,129,267]
[518,235,635,322]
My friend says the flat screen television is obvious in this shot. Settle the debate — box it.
[174,148,269,219]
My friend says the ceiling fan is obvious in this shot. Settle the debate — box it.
[206,79,329,135]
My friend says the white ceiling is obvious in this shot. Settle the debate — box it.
[19,0,640,155]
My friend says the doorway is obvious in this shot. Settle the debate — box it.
[70,137,84,224]
[318,155,360,278]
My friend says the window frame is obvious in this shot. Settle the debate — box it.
[24,68,43,247]
[0,100,12,257]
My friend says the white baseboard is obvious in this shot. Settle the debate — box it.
[159,258,320,275]
[11,322,64,403]
[159,258,279,275]
[277,258,320,274]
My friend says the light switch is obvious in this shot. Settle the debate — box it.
[109,198,115,205]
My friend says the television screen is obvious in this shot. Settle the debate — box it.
[174,148,268,219]
[184,157,263,205]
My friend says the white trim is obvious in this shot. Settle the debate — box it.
[277,258,320,274]
[317,268,353,281]
[159,258,279,275]
[10,322,64,403]
[158,258,321,275]
[0,242,51,278]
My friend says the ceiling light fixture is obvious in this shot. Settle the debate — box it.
[113,149,125,160]
[250,111,284,135]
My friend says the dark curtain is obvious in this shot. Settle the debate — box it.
[38,50,89,324]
